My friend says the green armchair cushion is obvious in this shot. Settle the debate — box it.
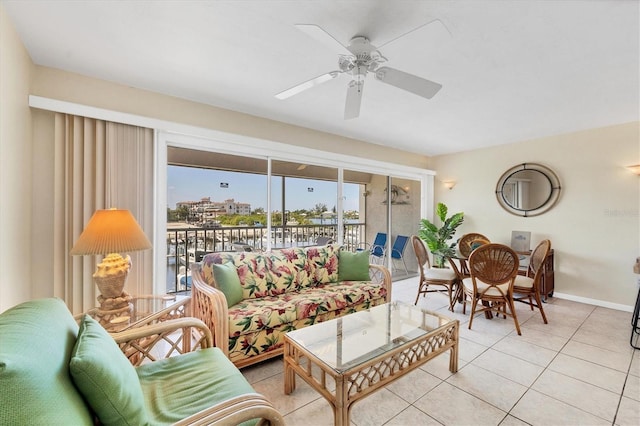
[136,347,257,424]
[0,298,94,425]
[338,249,371,281]
[69,315,149,426]
[213,262,244,307]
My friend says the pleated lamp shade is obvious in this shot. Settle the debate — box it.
[70,209,152,255]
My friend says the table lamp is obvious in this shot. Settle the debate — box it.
[70,208,152,312]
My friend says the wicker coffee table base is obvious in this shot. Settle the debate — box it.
[284,320,459,426]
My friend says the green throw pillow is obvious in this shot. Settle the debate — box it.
[212,262,244,307]
[338,249,371,281]
[69,315,149,426]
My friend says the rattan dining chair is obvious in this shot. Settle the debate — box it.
[411,235,459,311]
[513,239,551,324]
[462,243,522,335]
[457,233,491,277]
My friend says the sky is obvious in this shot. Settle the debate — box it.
[167,165,361,211]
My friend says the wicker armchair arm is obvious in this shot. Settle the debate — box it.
[369,263,392,302]
[111,317,212,366]
[173,392,285,426]
[191,263,230,357]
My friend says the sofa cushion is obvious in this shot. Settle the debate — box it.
[305,244,340,285]
[338,249,371,281]
[212,262,244,307]
[0,298,94,425]
[136,348,257,425]
[70,315,149,426]
[265,247,312,292]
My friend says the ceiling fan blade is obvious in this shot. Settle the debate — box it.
[374,66,442,99]
[344,80,364,120]
[377,18,452,49]
[295,24,352,55]
[275,71,341,99]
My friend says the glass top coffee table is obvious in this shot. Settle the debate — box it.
[283,302,459,425]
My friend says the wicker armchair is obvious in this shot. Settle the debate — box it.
[0,298,285,426]
[462,243,522,335]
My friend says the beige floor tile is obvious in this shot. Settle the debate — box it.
[572,327,634,354]
[472,348,544,387]
[350,388,409,426]
[446,363,527,412]
[561,340,633,372]
[510,389,610,425]
[615,396,640,426]
[414,382,507,425]
[386,366,442,403]
[508,325,569,351]
[531,369,619,422]
[419,351,467,380]
[629,352,640,377]
[492,336,557,367]
[623,374,640,401]
[458,337,489,362]
[238,292,639,425]
[281,397,335,426]
[542,301,594,324]
[498,414,530,426]
[547,353,627,393]
[519,316,580,339]
[386,406,443,425]
[241,357,283,384]
[458,323,508,347]
[251,372,322,416]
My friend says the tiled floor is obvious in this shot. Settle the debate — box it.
[240,277,640,425]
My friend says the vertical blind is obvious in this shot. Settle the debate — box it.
[54,114,154,313]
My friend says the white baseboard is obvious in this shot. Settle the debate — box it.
[552,292,634,313]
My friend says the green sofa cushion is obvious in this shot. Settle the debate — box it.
[338,249,371,281]
[213,262,244,307]
[136,347,257,425]
[0,298,94,425]
[70,315,149,426]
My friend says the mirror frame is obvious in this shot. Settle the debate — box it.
[495,163,561,217]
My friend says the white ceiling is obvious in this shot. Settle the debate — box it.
[4,0,639,156]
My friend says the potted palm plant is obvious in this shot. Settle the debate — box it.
[419,202,464,267]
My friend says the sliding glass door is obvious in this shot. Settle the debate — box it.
[156,131,433,294]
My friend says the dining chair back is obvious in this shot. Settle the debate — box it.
[462,243,521,335]
[458,233,491,258]
[411,236,458,311]
[513,239,551,324]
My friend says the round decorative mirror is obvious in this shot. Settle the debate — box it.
[495,163,561,217]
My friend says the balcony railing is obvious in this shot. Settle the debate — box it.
[165,222,366,293]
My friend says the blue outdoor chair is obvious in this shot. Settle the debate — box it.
[363,232,387,264]
[389,235,410,274]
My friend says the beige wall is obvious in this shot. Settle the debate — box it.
[0,4,34,311]
[31,67,428,170]
[429,122,640,308]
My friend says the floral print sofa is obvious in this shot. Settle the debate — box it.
[191,244,391,368]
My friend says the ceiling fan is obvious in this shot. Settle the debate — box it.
[275,22,444,119]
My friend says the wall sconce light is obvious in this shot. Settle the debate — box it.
[626,165,640,175]
[443,181,456,190]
